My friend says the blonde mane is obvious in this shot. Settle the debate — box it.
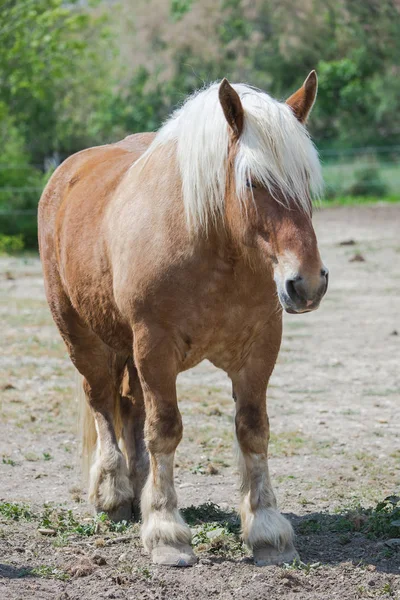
[135,82,323,232]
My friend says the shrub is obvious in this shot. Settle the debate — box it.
[0,233,24,254]
[0,102,44,248]
[347,166,389,197]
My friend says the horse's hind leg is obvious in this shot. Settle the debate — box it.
[53,305,133,520]
[82,359,133,522]
[231,328,299,566]
[120,358,149,519]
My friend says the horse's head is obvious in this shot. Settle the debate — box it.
[219,72,328,314]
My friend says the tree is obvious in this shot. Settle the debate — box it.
[0,0,111,164]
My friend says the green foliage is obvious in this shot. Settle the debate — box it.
[364,495,400,538]
[170,0,194,21]
[0,101,45,247]
[0,502,33,521]
[182,504,244,557]
[297,517,322,535]
[320,195,400,208]
[283,559,321,574]
[347,167,389,197]
[89,67,169,142]
[39,505,130,536]
[30,565,70,581]
[0,0,110,161]
[1,0,400,245]
[182,502,240,533]
[296,496,400,540]
[0,234,24,254]
[2,455,18,466]
[191,521,244,557]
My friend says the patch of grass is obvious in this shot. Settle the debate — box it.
[296,496,400,540]
[190,463,208,474]
[283,558,321,574]
[297,518,322,534]
[52,533,69,548]
[182,503,244,558]
[362,496,400,538]
[269,430,309,457]
[320,195,400,208]
[2,456,17,466]
[0,502,33,521]
[136,566,152,580]
[0,498,135,537]
[191,522,245,557]
[381,582,394,596]
[31,565,70,581]
[182,502,240,533]
[42,452,53,461]
[39,505,131,537]
[39,505,79,533]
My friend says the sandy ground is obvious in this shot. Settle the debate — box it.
[0,204,399,599]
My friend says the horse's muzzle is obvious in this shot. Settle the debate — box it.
[279,268,329,314]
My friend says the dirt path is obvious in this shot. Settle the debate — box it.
[0,205,399,599]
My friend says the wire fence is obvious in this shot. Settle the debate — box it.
[0,146,399,246]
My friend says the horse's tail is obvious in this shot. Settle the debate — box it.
[77,373,96,483]
[77,371,125,484]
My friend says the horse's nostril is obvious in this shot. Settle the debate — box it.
[285,279,296,302]
[285,277,304,303]
[323,271,329,294]
[321,267,329,279]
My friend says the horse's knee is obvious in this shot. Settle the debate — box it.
[235,404,269,455]
[145,405,183,455]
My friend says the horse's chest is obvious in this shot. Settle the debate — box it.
[180,286,277,372]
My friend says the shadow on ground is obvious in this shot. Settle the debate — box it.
[291,512,398,574]
[181,502,399,574]
[0,563,33,579]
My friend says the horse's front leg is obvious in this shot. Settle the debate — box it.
[231,338,299,566]
[134,327,197,567]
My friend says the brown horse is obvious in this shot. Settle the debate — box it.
[38,71,328,567]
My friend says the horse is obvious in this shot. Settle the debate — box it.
[38,71,328,567]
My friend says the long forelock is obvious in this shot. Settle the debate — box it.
[135,82,323,232]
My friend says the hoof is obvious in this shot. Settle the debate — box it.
[98,501,133,523]
[253,542,299,566]
[151,543,198,567]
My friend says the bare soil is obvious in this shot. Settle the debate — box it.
[0,204,399,599]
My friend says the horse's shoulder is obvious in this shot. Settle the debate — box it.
[39,133,156,217]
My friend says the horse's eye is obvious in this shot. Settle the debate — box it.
[246,180,256,189]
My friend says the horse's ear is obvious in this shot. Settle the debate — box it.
[286,70,318,124]
[219,78,244,137]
